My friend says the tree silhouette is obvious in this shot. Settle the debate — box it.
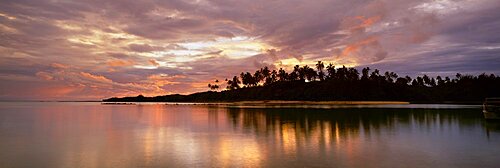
[208,79,220,91]
[416,76,424,86]
[240,72,254,87]
[278,68,288,81]
[423,75,431,86]
[290,65,300,81]
[370,69,380,81]
[326,63,336,79]
[405,76,412,85]
[384,71,398,83]
[106,60,500,103]
[226,76,241,90]
[265,70,278,85]
[436,76,445,86]
[253,69,264,86]
[361,67,370,81]
[261,67,271,79]
[347,68,359,81]
[395,77,409,85]
[301,65,316,81]
[316,61,325,81]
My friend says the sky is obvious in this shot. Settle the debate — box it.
[1,0,500,100]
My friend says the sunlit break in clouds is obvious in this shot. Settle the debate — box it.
[1,0,500,100]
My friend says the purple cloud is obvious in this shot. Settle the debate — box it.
[1,0,500,100]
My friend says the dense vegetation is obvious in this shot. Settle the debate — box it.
[104,61,500,103]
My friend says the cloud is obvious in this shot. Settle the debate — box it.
[36,71,54,81]
[128,44,161,52]
[107,59,135,67]
[79,72,113,84]
[30,68,177,99]
[147,74,186,87]
[51,63,69,69]
[1,0,500,100]
[148,59,160,67]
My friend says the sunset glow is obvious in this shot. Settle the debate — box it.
[1,0,500,100]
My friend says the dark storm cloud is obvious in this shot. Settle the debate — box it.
[368,2,500,76]
[371,43,500,77]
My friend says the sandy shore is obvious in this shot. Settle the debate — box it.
[231,100,409,105]
[157,101,409,106]
[103,101,410,106]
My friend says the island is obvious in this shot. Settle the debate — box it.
[104,61,500,104]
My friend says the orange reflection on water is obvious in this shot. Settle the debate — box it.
[217,137,262,167]
[335,122,341,145]
[33,104,368,167]
[322,121,332,152]
[5,103,487,167]
[280,123,297,155]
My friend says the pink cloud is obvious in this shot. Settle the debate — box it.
[107,60,135,67]
[36,71,54,81]
[149,59,160,67]
[51,63,69,69]
[1,0,500,100]
[79,72,113,84]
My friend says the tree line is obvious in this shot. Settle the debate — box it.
[209,61,498,92]
[105,61,500,103]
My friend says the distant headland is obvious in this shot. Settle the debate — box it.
[104,61,500,104]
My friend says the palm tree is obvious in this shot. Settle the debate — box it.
[265,70,278,85]
[298,65,306,81]
[417,76,425,86]
[271,70,277,82]
[384,71,398,83]
[316,61,325,81]
[423,75,431,86]
[336,66,348,80]
[436,76,445,86]
[445,76,451,83]
[361,67,370,80]
[208,79,220,91]
[405,76,412,84]
[226,76,241,90]
[290,65,300,81]
[261,67,271,79]
[207,83,219,91]
[253,70,263,86]
[303,65,317,81]
[240,72,246,86]
[411,79,419,86]
[347,68,359,81]
[261,66,272,85]
[240,72,253,87]
[278,68,288,81]
[370,69,380,81]
[225,79,231,90]
[395,77,409,85]
[326,63,335,80]
[430,77,436,87]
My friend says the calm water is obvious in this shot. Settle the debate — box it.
[1,102,499,168]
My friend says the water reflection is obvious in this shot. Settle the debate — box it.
[0,103,499,167]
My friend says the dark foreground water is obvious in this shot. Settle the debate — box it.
[1,102,499,167]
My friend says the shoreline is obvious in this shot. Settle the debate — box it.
[230,100,410,105]
[102,101,410,106]
[100,101,481,109]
